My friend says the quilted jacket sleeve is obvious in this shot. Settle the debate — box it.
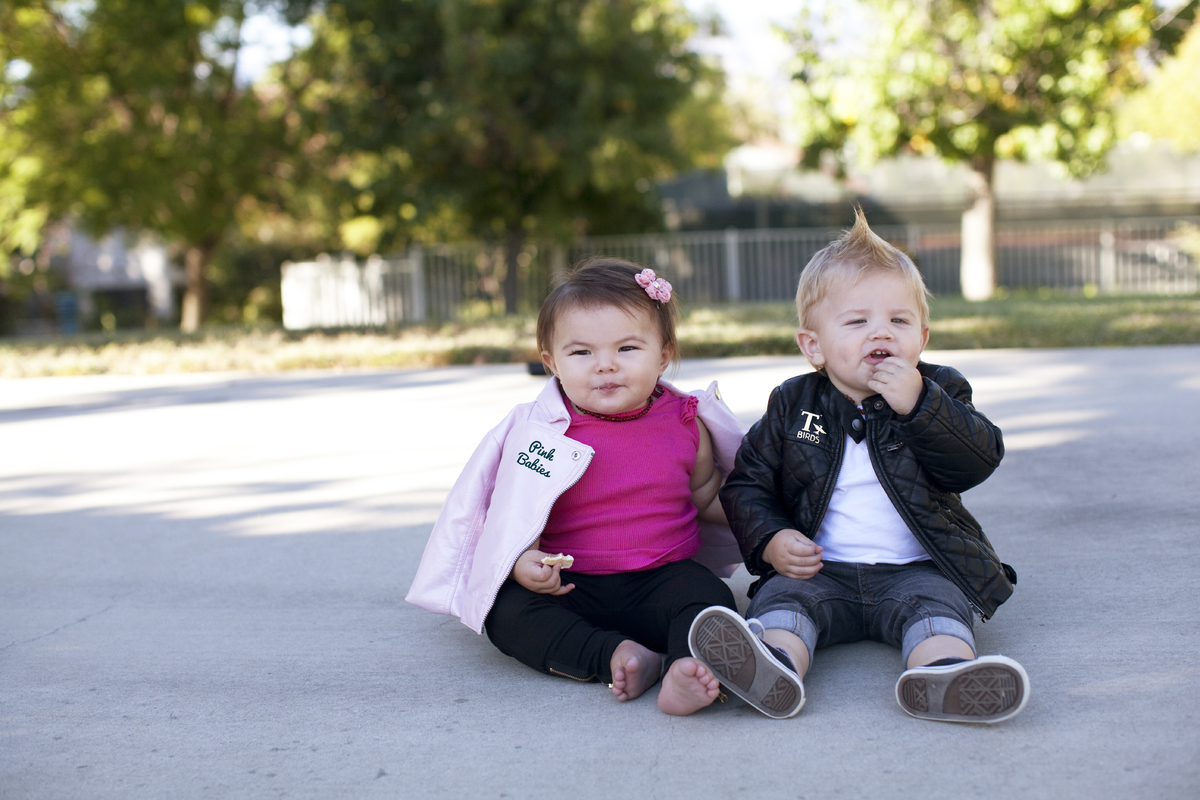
[894,365,1004,493]
[720,385,798,571]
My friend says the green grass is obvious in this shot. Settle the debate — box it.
[927,294,1200,349]
[2,293,1198,378]
[682,293,1200,355]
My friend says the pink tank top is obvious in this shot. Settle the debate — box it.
[540,386,701,575]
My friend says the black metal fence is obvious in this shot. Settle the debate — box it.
[281,216,1200,328]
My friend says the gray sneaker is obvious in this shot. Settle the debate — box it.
[895,655,1030,723]
[688,606,805,719]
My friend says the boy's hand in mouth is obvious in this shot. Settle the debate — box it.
[866,347,894,364]
[867,356,924,415]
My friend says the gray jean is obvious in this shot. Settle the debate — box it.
[746,560,976,668]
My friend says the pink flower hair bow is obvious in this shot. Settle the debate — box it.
[635,268,672,303]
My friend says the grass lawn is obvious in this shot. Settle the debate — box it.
[2,293,1198,378]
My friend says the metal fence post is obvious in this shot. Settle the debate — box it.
[906,223,921,265]
[724,227,741,302]
[550,244,567,286]
[410,246,427,322]
[1099,220,1116,294]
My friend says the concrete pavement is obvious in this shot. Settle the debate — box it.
[2,346,1198,799]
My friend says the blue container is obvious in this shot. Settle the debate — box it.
[55,291,80,335]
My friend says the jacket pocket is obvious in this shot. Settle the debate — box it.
[935,500,982,536]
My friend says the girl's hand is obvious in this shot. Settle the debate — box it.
[511,549,575,596]
[867,357,924,416]
[763,529,823,580]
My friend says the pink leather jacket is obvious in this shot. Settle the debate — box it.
[405,377,747,633]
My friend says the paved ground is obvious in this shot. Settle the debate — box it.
[2,346,1198,800]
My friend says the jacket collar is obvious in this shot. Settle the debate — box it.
[533,377,572,430]
[816,373,886,444]
[830,387,869,443]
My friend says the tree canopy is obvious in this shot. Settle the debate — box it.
[3,0,732,325]
[0,0,309,330]
[1120,15,1200,152]
[298,0,730,312]
[787,0,1196,299]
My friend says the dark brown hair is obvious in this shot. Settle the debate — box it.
[536,256,680,366]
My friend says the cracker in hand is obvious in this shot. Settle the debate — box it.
[540,553,574,569]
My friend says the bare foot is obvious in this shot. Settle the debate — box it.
[610,640,662,702]
[657,657,721,716]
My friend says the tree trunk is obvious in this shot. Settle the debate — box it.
[960,157,996,301]
[180,243,213,332]
[503,229,524,316]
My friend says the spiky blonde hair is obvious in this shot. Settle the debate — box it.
[795,206,931,332]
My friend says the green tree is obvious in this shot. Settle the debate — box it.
[301,0,728,314]
[0,126,46,263]
[1120,14,1200,152]
[787,0,1196,299]
[0,0,306,330]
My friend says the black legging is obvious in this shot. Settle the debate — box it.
[484,559,736,685]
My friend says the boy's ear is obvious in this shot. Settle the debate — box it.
[919,325,930,353]
[796,330,824,366]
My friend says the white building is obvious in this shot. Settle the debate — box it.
[60,227,180,325]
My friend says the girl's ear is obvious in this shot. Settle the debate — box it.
[658,344,673,374]
[540,351,556,376]
[796,330,824,366]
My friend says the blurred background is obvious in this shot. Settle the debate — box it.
[1,0,1197,343]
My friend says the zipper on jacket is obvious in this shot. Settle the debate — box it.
[482,447,595,622]
[758,425,843,576]
[865,419,993,622]
[809,431,844,546]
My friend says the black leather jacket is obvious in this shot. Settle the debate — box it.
[721,362,1015,620]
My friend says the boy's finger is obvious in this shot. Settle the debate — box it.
[788,540,817,557]
[782,553,817,572]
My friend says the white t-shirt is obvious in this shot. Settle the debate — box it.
[812,433,930,564]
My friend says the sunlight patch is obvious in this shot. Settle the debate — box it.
[992,409,1107,430]
[231,490,447,536]
[1002,429,1088,451]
